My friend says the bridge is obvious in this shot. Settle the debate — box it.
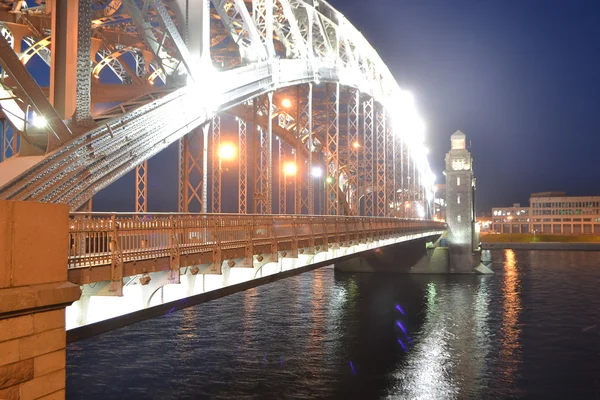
[0,1,446,397]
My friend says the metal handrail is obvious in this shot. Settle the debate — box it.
[68,213,445,270]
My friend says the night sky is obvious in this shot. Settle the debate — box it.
[328,0,600,212]
[94,1,600,214]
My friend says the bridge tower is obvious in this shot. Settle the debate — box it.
[445,130,480,272]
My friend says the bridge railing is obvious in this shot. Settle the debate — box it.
[68,213,445,269]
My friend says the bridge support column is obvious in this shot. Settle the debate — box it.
[0,200,80,400]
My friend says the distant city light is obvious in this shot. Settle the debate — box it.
[281,98,292,109]
[31,113,47,128]
[284,162,297,176]
[311,167,323,177]
[352,141,360,149]
[219,142,236,160]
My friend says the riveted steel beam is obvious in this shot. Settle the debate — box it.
[238,117,248,213]
[135,160,148,212]
[362,97,374,217]
[211,115,221,213]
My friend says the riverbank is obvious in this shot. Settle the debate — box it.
[480,233,600,250]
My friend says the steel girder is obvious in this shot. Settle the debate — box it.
[211,114,221,213]
[362,97,374,217]
[0,33,72,154]
[253,95,273,214]
[375,105,385,217]
[135,160,148,212]
[0,0,434,214]
[178,126,206,213]
[386,125,395,217]
[278,136,286,213]
[346,89,359,215]
[325,82,339,216]
[238,116,248,213]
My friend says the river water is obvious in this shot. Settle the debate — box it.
[67,250,600,399]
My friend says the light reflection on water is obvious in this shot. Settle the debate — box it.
[500,249,522,394]
[68,251,600,399]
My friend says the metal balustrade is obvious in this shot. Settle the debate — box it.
[68,213,445,270]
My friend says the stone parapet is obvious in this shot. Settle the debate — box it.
[0,201,80,400]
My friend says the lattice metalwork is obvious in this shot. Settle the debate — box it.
[375,106,386,217]
[395,134,404,217]
[386,125,395,217]
[211,115,221,213]
[213,0,266,61]
[122,0,193,80]
[294,84,315,214]
[0,0,436,215]
[362,98,374,217]
[278,138,286,214]
[347,89,360,215]
[252,0,275,57]
[178,127,205,213]
[254,96,273,214]
[135,160,147,212]
[1,120,18,161]
[238,118,248,214]
[326,83,339,216]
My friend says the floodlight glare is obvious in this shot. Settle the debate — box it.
[284,162,297,176]
[219,143,236,160]
[281,98,292,109]
[31,113,47,128]
[311,167,323,177]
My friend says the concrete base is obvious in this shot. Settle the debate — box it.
[0,201,81,400]
[474,263,494,274]
[409,247,450,274]
[334,235,442,273]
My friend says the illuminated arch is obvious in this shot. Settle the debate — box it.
[19,36,51,65]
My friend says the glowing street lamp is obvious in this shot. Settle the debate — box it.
[284,162,297,176]
[281,98,292,109]
[219,142,236,161]
[31,113,47,128]
[311,167,323,178]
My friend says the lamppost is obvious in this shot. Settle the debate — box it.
[218,142,236,171]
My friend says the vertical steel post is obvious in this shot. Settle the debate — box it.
[347,90,360,215]
[238,118,248,213]
[363,98,374,217]
[254,95,273,214]
[135,160,148,212]
[178,137,187,212]
[211,115,221,213]
[202,124,209,213]
[386,125,395,217]
[375,105,386,217]
[278,138,286,214]
[307,84,314,215]
[326,83,340,215]
[1,120,6,161]
[295,86,302,215]
[49,0,79,119]
[267,92,273,214]
[179,128,204,212]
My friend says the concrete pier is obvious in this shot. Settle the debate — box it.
[0,201,80,400]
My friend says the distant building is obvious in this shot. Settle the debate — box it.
[492,192,600,234]
[492,203,530,233]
